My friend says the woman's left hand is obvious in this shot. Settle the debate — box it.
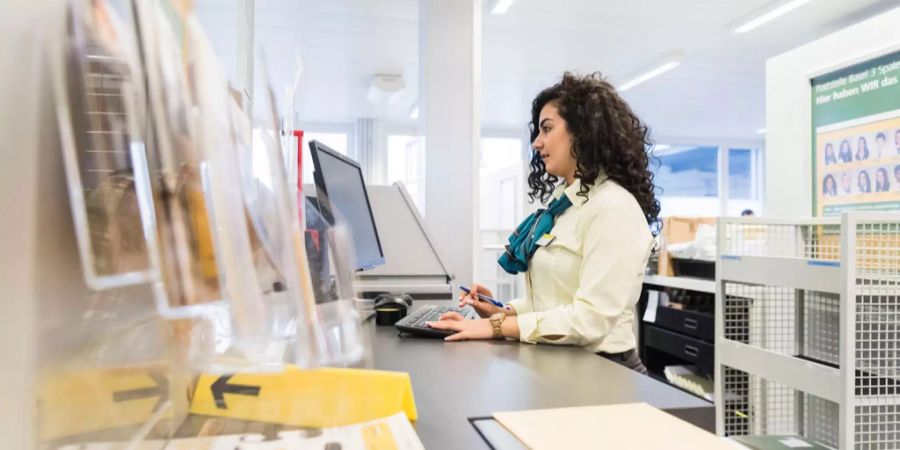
[427,312,495,342]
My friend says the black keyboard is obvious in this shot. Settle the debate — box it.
[395,304,479,338]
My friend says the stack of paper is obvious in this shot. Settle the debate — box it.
[665,365,714,401]
[494,402,734,449]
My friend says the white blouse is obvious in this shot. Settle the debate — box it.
[508,178,654,354]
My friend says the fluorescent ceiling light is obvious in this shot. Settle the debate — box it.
[617,51,684,92]
[490,0,514,14]
[734,0,814,34]
[757,128,766,134]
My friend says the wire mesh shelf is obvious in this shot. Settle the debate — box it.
[717,213,900,449]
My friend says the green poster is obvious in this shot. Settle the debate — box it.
[810,49,900,217]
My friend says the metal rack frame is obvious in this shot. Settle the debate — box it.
[714,212,900,449]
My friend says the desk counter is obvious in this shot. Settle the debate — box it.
[368,302,713,449]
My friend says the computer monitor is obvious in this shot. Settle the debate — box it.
[309,140,385,271]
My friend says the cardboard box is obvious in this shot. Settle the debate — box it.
[658,216,717,276]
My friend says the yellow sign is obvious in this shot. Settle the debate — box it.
[190,366,417,427]
[38,366,170,440]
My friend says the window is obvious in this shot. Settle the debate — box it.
[652,145,720,217]
[727,148,763,216]
[386,134,425,215]
[479,136,525,300]
[481,137,522,173]
[650,144,764,217]
[299,131,349,187]
[304,132,348,155]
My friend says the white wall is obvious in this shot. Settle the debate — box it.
[0,1,50,447]
[765,6,900,218]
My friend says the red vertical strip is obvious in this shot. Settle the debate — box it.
[293,130,305,224]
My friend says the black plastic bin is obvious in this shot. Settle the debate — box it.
[671,258,715,280]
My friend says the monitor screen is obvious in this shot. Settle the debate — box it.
[309,141,385,271]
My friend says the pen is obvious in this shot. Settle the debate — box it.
[459,285,505,308]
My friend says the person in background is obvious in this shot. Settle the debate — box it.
[838,139,853,163]
[429,72,659,374]
[822,174,838,197]
[874,132,888,159]
[740,209,755,217]
[856,136,870,161]
[858,170,872,194]
[840,172,853,195]
[823,143,837,165]
[875,168,891,193]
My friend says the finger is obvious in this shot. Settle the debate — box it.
[439,311,464,321]
[472,282,494,300]
[426,320,463,331]
[470,301,497,318]
[444,331,467,342]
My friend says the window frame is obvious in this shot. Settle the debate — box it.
[652,136,766,216]
[297,121,356,157]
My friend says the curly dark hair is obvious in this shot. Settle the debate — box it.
[527,72,660,229]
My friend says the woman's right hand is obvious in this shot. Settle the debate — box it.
[459,283,502,318]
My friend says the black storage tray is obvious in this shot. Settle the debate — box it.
[644,325,714,374]
[671,258,715,280]
[654,306,714,342]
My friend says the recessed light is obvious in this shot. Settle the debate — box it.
[617,51,685,92]
[490,0,515,14]
[734,0,814,34]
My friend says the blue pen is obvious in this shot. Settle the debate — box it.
[459,285,505,308]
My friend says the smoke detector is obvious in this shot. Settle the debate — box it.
[367,73,406,104]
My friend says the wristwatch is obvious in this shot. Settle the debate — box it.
[489,312,507,339]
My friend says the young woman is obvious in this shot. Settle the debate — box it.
[856,137,870,161]
[875,167,891,193]
[858,170,872,194]
[428,72,659,373]
[823,143,837,165]
[839,140,853,163]
[822,174,837,197]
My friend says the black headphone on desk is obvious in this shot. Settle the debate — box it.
[372,293,413,326]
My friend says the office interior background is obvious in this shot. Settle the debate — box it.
[3,0,900,448]
[193,0,898,297]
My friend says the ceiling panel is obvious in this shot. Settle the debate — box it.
[196,0,897,140]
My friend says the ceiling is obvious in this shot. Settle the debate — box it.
[196,0,897,143]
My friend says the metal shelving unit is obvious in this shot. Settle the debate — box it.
[714,213,900,449]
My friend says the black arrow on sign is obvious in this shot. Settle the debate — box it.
[113,371,168,411]
[211,374,261,409]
